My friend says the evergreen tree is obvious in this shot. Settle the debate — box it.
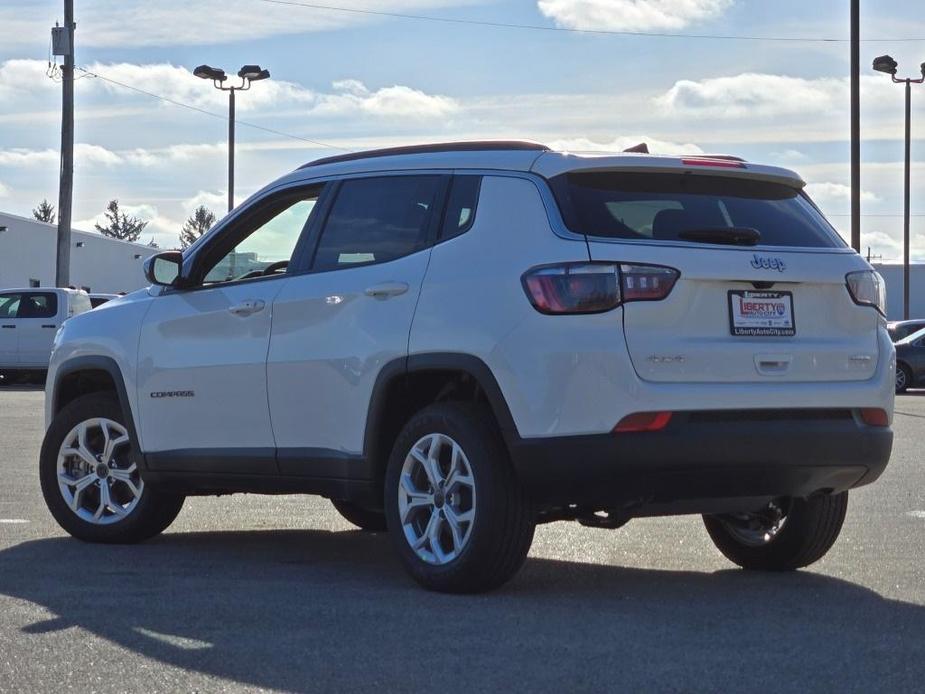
[180,205,216,249]
[32,199,56,223]
[94,199,148,242]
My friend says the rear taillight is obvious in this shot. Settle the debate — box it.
[846,270,886,316]
[619,264,680,301]
[522,262,678,315]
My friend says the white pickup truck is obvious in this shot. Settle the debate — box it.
[0,288,92,377]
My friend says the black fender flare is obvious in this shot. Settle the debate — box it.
[363,352,520,461]
[52,355,145,468]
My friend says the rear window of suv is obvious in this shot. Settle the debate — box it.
[549,171,845,248]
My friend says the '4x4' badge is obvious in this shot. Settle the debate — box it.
[750,254,786,272]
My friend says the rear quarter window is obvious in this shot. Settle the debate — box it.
[549,171,845,249]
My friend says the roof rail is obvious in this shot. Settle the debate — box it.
[299,140,550,169]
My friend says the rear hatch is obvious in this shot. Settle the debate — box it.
[546,163,881,384]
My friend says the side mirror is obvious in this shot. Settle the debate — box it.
[144,251,183,287]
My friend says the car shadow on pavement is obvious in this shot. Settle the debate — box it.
[1,529,923,692]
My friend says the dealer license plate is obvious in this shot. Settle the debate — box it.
[728,290,795,337]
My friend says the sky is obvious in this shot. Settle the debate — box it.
[1,0,924,258]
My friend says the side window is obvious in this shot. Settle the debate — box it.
[200,189,322,285]
[0,294,22,319]
[312,175,442,272]
[440,175,481,241]
[18,293,57,319]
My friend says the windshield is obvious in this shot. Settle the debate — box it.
[549,171,846,248]
[898,326,925,344]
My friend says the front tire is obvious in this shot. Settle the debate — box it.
[703,493,848,571]
[40,393,185,543]
[384,402,535,593]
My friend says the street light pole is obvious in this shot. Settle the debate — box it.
[905,78,912,320]
[192,64,271,215]
[872,55,924,320]
[228,87,235,214]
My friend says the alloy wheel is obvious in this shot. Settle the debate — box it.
[716,500,789,547]
[398,433,476,565]
[56,418,143,525]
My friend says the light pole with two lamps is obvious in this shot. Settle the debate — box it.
[872,55,925,320]
[192,64,270,214]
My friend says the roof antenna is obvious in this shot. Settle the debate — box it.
[623,142,649,154]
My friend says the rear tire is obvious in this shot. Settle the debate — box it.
[331,499,387,531]
[385,402,535,593]
[703,493,848,571]
[896,363,912,393]
[40,393,185,544]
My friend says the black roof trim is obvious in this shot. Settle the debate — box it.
[299,141,550,169]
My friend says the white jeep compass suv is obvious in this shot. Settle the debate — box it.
[40,141,894,593]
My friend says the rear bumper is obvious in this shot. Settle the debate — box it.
[508,410,892,514]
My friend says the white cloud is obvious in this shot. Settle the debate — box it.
[0,144,122,169]
[316,81,458,119]
[0,0,474,48]
[546,135,704,155]
[805,181,879,204]
[0,181,9,198]
[537,0,732,31]
[770,149,808,164]
[657,73,896,120]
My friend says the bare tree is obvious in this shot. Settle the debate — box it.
[33,199,56,224]
[94,199,148,242]
[180,205,216,249]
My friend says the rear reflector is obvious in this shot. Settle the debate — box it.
[859,408,889,427]
[681,158,746,169]
[614,411,673,433]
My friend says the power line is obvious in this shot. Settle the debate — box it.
[75,66,349,151]
[258,0,925,43]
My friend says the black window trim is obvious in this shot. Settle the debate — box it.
[177,181,331,292]
[437,174,482,243]
[295,173,451,275]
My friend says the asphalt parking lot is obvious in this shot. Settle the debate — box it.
[1,387,924,693]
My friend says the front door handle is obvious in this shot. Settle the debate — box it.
[1,325,14,329]
[228,299,266,317]
[364,282,409,299]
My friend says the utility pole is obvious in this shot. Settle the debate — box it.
[54,0,75,288]
[850,0,861,253]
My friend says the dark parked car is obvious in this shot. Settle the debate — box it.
[888,319,925,343]
[895,326,925,392]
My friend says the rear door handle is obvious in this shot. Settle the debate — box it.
[228,299,266,317]
[42,324,57,329]
[364,282,409,299]
[1,325,14,329]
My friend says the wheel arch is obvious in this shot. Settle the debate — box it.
[52,356,145,467]
[363,353,519,487]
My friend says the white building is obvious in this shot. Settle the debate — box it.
[0,211,158,294]
[870,263,925,321]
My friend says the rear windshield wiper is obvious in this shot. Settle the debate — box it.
[677,226,761,246]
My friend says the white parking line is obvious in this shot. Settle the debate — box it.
[907,511,925,519]
[0,519,30,524]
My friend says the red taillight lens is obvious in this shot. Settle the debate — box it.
[522,263,621,314]
[614,411,673,432]
[859,408,889,427]
[620,264,679,301]
[522,262,679,315]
